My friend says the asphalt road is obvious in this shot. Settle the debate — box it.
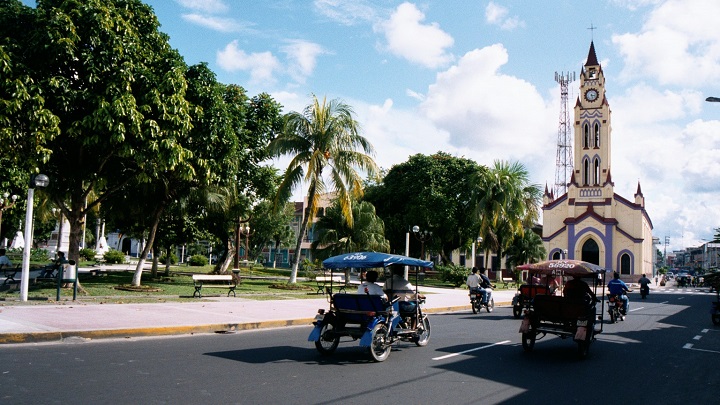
[1,289,718,405]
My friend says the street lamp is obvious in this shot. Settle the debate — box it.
[412,225,432,261]
[21,173,50,302]
[563,249,568,259]
[0,192,19,247]
[471,236,483,269]
[240,225,255,261]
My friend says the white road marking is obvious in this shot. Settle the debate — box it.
[629,307,643,312]
[432,340,512,361]
[684,346,720,354]
[683,343,694,349]
[693,335,702,340]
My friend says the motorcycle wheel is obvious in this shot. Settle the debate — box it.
[513,304,522,319]
[486,298,495,313]
[368,323,391,362]
[414,316,431,347]
[314,323,340,355]
[577,331,591,359]
[521,329,535,352]
[471,299,478,314]
[609,309,616,324]
[712,313,720,326]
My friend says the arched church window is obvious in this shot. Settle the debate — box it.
[620,253,631,275]
[583,159,590,186]
[593,158,600,185]
[581,238,600,265]
[552,251,561,260]
[594,123,600,147]
[583,124,590,149]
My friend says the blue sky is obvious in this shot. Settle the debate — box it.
[21,0,720,253]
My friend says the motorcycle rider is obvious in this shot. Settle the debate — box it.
[467,267,481,295]
[357,270,384,296]
[608,272,631,314]
[478,268,495,305]
[638,273,651,299]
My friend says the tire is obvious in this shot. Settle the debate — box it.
[314,323,340,355]
[486,298,495,313]
[577,328,593,359]
[522,329,535,352]
[513,304,522,319]
[369,323,391,362]
[414,316,431,347]
[712,313,720,326]
[471,300,478,314]
[609,309,616,324]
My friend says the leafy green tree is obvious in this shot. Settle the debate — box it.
[2,0,195,267]
[311,199,390,260]
[474,160,542,278]
[504,228,546,269]
[269,96,379,283]
[364,152,483,263]
[246,200,296,267]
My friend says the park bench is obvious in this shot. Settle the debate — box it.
[315,273,346,295]
[2,264,20,285]
[501,277,516,289]
[192,274,237,298]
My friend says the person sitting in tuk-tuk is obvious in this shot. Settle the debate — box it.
[357,270,384,296]
[564,275,596,307]
[384,266,415,300]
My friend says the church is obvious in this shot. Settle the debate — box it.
[541,41,654,281]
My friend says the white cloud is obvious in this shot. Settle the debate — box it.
[485,2,525,31]
[612,0,720,87]
[375,2,454,69]
[176,0,229,14]
[181,13,245,32]
[216,41,280,84]
[313,0,377,25]
[420,44,556,163]
[281,40,326,84]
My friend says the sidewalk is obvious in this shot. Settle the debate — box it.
[0,284,517,345]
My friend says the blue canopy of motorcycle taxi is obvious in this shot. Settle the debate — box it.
[322,252,433,270]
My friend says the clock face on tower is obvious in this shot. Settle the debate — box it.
[585,89,598,102]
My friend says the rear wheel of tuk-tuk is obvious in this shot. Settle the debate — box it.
[314,323,340,355]
[369,324,391,362]
[414,316,431,347]
[521,329,536,352]
[513,304,522,319]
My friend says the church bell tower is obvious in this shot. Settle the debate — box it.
[572,41,613,194]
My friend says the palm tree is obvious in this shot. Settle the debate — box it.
[474,160,542,279]
[311,199,390,260]
[505,228,546,269]
[269,96,379,283]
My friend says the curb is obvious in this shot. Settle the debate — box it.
[0,302,513,345]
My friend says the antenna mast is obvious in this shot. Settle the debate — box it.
[554,71,574,198]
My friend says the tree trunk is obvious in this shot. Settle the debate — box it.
[131,204,165,286]
[164,246,171,277]
[151,246,158,278]
[288,212,310,284]
[217,238,233,274]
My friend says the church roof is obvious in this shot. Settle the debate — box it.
[585,41,599,67]
[635,181,643,197]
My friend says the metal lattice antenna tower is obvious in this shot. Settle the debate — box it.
[554,71,574,198]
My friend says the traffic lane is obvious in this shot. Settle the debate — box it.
[1,299,719,404]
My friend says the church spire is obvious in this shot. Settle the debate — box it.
[585,41,599,67]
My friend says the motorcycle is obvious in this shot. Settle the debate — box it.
[606,293,625,323]
[469,287,494,313]
[640,284,649,299]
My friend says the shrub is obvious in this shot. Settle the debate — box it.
[79,248,96,261]
[437,264,468,287]
[188,254,208,266]
[159,252,178,265]
[104,249,125,264]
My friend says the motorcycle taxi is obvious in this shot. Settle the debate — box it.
[308,252,432,362]
[516,260,608,359]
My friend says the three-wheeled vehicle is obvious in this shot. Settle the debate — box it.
[516,259,608,359]
[308,252,432,362]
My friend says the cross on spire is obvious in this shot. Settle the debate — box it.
[588,23,597,40]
